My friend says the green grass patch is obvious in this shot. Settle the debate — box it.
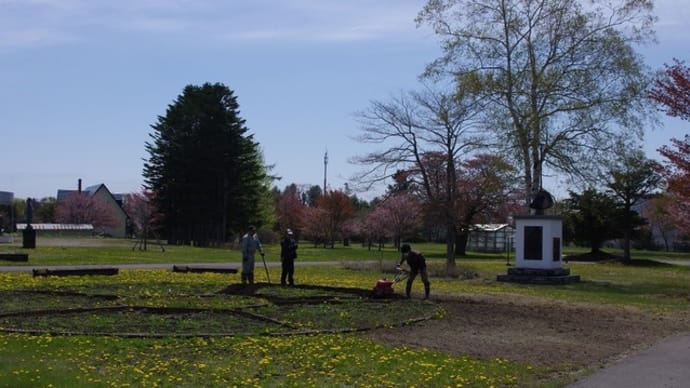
[0,236,408,266]
[0,333,541,387]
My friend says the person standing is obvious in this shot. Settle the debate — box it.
[240,225,264,285]
[398,244,430,299]
[280,229,298,286]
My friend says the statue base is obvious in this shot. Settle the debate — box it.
[22,225,36,249]
[497,267,580,284]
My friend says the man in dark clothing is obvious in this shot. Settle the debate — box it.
[398,243,430,299]
[280,229,298,286]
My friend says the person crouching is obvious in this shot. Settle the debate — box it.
[398,244,430,299]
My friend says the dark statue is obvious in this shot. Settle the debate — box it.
[529,189,554,215]
[22,197,36,248]
[25,197,33,225]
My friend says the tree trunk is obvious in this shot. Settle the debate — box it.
[445,223,456,274]
[623,204,632,263]
[454,231,468,256]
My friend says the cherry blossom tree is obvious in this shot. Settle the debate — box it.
[361,206,389,251]
[301,206,329,247]
[650,59,690,120]
[657,136,690,236]
[368,193,423,250]
[651,60,690,239]
[124,190,163,250]
[315,191,355,248]
[55,192,119,234]
[275,184,306,237]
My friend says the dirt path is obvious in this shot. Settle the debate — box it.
[363,293,690,371]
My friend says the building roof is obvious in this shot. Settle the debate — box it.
[16,223,94,231]
[57,183,125,205]
[0,191,13,206]
[471,223,513,232]
[56,189,76,201]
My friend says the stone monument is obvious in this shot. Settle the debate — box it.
[0,191,13,243]
[22,197,36,249]
[497,189,579,284]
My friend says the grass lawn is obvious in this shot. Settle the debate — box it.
[0,237,689,387]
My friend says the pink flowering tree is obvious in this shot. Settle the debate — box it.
[364,193,422,250]
[55,192,119,234]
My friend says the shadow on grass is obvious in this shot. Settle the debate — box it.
[565,251,676,267]
[0,283,439,337]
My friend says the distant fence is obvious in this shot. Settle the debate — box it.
[15,223,94,237]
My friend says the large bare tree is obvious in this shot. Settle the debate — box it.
[353,87,486,268]
[417,0,657,208]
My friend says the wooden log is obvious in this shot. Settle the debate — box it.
[172,265,238,274]
[0,252,29,262]
[32,267,119,277]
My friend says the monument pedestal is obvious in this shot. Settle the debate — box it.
[22,225,36,249]
[497,215,579,284]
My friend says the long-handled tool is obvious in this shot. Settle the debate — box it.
[260,253,271,284]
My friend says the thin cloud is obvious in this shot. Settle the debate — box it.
[118,1,425,44]
[0,28,77,49]
[0,0,427,49]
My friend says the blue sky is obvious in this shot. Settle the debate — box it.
[0,0,688,201]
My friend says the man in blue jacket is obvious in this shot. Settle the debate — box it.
[241,225,264,285]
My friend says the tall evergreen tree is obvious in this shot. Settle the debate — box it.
[143,82,267,246]
[565,189,632,255]
[604,146,662,262]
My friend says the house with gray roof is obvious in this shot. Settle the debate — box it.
[57,181,129,238]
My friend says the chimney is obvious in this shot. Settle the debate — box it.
[78,178,82,193]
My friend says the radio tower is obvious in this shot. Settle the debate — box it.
[323,149,328,194]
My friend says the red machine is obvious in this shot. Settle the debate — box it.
[372,278,395,297]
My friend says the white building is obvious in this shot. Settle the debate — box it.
[467,223,514,253]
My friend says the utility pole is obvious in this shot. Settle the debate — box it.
[323,149,328,194]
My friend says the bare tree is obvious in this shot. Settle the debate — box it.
[353,87,486,269]
[642,194,679,252]
[124,190,164,251]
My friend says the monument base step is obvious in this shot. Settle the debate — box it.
[497,267,580,284]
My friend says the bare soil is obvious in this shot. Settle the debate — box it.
[364,292,690,372]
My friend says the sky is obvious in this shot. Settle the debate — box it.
[0,0,688,202]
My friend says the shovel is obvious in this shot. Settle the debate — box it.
[260,253,271,284]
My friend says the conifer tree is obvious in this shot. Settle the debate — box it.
[144,83,268,246]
